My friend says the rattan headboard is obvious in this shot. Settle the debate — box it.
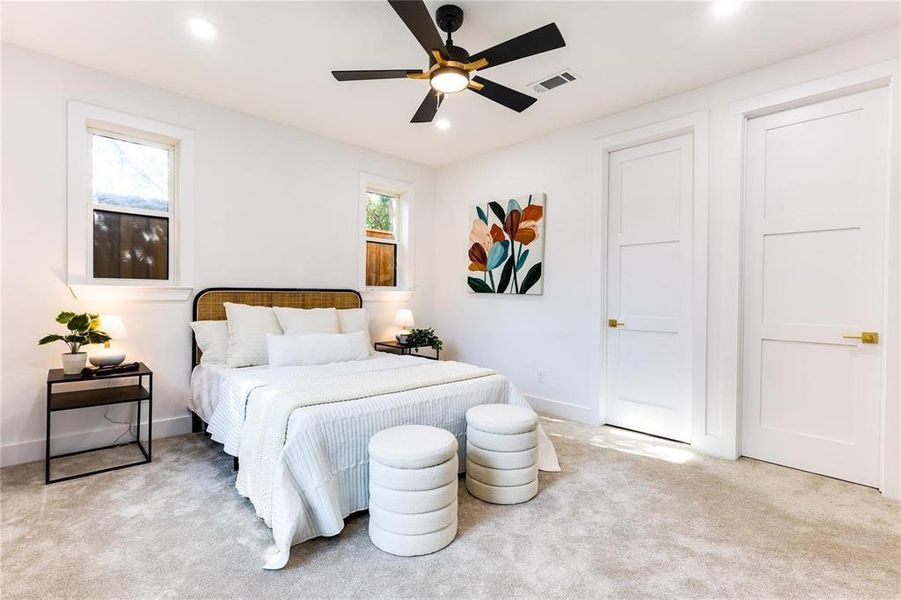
[191,287,363,367]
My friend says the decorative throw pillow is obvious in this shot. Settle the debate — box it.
[224,302,283,368]
[189,320,230,365]
[273,306,339,335]
[266,331,371,367]
[337,308,374,352]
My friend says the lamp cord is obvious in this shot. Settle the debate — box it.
[102,380,138,446]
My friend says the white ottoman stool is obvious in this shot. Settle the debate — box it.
[465,404,539,505]
[368,425,459,556]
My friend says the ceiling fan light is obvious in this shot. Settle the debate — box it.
[430,67,469,94]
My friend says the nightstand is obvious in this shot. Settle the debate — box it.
[373,340,440,360]
[45,363,152,484]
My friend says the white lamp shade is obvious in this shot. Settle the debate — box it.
[99,314,128,340]
[393,309,415,329]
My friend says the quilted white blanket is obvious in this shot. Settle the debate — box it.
[201,354,560,570]
[236,361,495,528]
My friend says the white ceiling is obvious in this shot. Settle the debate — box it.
[2,1,898,166]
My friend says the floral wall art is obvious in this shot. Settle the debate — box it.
[468,193,545,295]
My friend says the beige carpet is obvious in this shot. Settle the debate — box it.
[1,418,899,599]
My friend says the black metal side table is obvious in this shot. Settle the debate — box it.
[373,340,440,360]
[45,363,152,484]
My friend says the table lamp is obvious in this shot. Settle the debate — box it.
[394,309,415,344]
[89,314,128,367]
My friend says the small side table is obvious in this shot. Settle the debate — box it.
[374,340,440,360]
[45,363,152,484]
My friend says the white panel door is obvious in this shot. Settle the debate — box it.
[742,86,889,487]
[606,133,694,442]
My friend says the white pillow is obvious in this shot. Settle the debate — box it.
[190,320,230,365]
[337,308,373,352]
[273,306,339,335]
[224,303,283,368]
[267,331,371,367]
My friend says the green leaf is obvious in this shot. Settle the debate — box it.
[519,262,542,294]
[507,199,522,215]
[55,311,76,324]
[488,201,506,224]
[486,240,509,270]
[38,334,65,345]
[515,249,530,271]
[468,277,494,293]
[476,206,488,225]
[497,255,515,294]
[66,313,90,332]
[86,331,111,344]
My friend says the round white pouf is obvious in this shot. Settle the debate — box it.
[369,480,457,515]
[369,518,458,558]
[466,442,538,470]
[368,425,459,556]
[466,404,538,435]
[369,424,459,469]
[465,460,536,488]
[465,476,538,505]
[467,427,538,452]
[465,404,540,505]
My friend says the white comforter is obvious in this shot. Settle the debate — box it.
[199,354,560,569]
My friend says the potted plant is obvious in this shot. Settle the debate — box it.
[39,312,111,375]
[406,327,443,352]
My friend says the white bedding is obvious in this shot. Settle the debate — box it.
[189,353,560,569]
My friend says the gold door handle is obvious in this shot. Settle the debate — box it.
[608,319,626,328]
[843,331,879,344]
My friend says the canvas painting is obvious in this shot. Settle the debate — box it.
[467,193,545,295]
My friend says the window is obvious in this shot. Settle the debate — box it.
[91,132,173,280]
[359,173,413,300]
[365,192,398,287]
[67,102,194,301]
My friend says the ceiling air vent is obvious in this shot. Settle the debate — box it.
[529,69,578,94]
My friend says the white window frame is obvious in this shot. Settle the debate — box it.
[67,101,194,301]
[359,172,414,302]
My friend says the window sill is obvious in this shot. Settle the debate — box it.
[69,284,193,302]
[361,288,414,303]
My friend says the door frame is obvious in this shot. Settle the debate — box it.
[591,111,710,447]
[723,60,900,497]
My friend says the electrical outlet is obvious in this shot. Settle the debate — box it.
[537,369,547,383]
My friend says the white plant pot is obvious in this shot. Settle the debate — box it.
[61,352,87,375]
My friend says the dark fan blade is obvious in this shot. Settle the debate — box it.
[388,0,448,58]
[411,89,443,123]
[470,77,537,113]
[469,23,565,70]
[332,69,421,81]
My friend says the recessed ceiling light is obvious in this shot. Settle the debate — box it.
[187,17,217,41]
[711,0,745,19]
[435,118,452,130]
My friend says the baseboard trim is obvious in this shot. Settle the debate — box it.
[524,394,593,424]
[0,414,193,468]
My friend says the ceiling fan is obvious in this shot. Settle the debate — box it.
[331,1,566,123]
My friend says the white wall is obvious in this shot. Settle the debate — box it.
[433,28,900,450]
[0,44,436,466]
[3,26,899,472]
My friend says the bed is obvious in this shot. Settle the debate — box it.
[188,287,559,569]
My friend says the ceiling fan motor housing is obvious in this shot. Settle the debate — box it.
[436,5,464,35]
[444,44,470,62]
